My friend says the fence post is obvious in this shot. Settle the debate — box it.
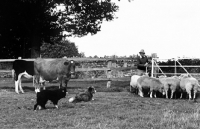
[175,58,177,76]
[107,60,112,68]
[112,60,116,68]
[151,59,154,77]
[151,53,158,77]
[106,70,112,88]
[123,62,127,67]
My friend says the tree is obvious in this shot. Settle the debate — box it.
[40,39,79,58]
[0,0,119,59]
[94,55,99,58]
[79,52,86,58]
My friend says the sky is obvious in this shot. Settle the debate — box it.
[67,0,200,59]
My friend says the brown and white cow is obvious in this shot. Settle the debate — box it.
[34,58,76,92]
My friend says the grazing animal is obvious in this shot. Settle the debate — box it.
[179,75,200,100]
[137,75,165,98]
[34,87,66,110]
[12,59,35,94]
[69,86,96,103]
[130,75,141,94]
[34,58,76,92]
[159,76,180,99]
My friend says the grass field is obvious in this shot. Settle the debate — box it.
[1,79,200,129]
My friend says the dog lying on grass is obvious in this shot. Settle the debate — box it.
[34,88,66,110]
[69,86,96,103]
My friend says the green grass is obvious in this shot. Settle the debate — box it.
[0,79,200,129]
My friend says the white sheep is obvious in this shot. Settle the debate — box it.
[137,75,165,98]
[179,75,200,100]
[130,75,141,94]
[159,76,180,99]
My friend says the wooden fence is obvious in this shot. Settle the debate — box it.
[0,57,138,80]
[1,57,200,80]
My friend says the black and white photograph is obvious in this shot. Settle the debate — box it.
[0,0,200,128]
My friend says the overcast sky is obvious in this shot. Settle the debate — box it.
[67,0,200,59]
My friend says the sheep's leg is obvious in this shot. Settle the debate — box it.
[165,89,168,99]
[180,93,182,99]
[170,90,174,99]
[139,89,144,97]
[193,90,197,100]
[188,91,192,100]
[150,91,153,98]
[154,92,157,98]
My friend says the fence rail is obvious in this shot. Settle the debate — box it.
[152,58,200,77]
[0,58,138,79]
[0,57,136,62]
[0,66,137,73]
[1,58,200,79]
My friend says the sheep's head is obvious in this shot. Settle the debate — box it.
[159,84,165,95]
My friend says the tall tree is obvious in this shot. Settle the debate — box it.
[40,40,79,58]
[0,0,118,58]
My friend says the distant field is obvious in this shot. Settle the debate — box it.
[0,79,200,129]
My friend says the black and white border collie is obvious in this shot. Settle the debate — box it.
[69,86,96,103]
[34,88,66,110]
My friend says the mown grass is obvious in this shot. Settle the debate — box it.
[0,79,200,129]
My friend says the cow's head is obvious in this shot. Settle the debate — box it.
[64,60,76,78]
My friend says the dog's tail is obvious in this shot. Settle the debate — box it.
[69,97,75,103]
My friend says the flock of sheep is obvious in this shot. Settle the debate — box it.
[130,73,200,101]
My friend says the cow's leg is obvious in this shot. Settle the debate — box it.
[15,74,23,94]
[39,76,46,90]
[19,77,24,93]
[58,76,63,89]
[34,75,41,93]
[65,79,69,91]
[15,79,19,94]
[33,76,40,93]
